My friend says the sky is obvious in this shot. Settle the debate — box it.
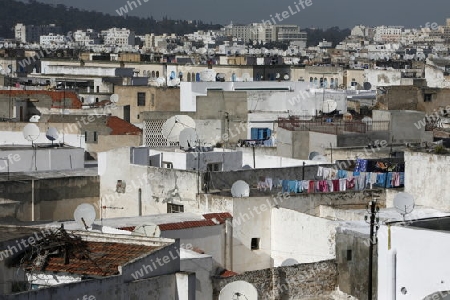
[37,0,450,29]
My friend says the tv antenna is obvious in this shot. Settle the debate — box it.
[74,203,96,230]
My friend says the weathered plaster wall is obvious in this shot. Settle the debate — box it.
[0,176,100,221]
[404,151,450,210]
[271,208,338,266]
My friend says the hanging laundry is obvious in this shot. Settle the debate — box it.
[265,177,273,191]
[339,178,347,191]
[330,168,337,180]
[370,173,378,185]
[317,166,324,177]
[365,172,372,187]
[359,159,368,172]
[346,178,356,190]
[386,172,393,188]
[257,176,265,191]
[308,180,315,193]
[356,173,366,191]
[297,181,304,193]
[302,180,309,192]
[327,180,334,192]
[288,180,298,193]
[315,181,320,193]
[282,180,289,193]
[392,172,400,187]
[376,173,387,187]
[332,180,340,192]
[323,168,331,179]
[338,170,347,179]
[354,159,362,172]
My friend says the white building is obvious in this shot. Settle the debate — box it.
[223,23,307,44]
[374,26,404,42]
[39,33,65,45]
[378,217,450,299]
[14,23,26,43]
[72,29,101,46]
[102,27,135,47]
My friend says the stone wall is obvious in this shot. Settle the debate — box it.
[212,260,337,300]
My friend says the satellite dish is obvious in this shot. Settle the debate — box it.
[312,155,328,163]
[322,99,338,114]
[110,94,119,103]
[308,151,320,160]
[179,128,198,150]
[162,115,196,143]
[216,73,226,82]
[394,192,415,221]
[23,123,40,143]
[283,73,290,80]
[85,96,95,105]
[29,115,41,122]
[74,203,96,230]
[156,77,165,86]
[45,127,59,144]
[363,82,372,90]
[231,180,250,198]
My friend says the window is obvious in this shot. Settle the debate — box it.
[346,249,352,261]
[207,163,222,172]
[424,93,433,102]
[251,238,260,250]
[137,92,146,106]
[93,131,97,142]
[116,180,126,193]
[167,203,184,213]
[162,161,173,169]
[84,131,87,142]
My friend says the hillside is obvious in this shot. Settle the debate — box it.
[0,0,222,38]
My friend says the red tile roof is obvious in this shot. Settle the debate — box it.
[22,241,159,277]
[158,220,219,231]
[220,269,238,278]
[203,213,232,224]
[118,226,136,232]
[0,90,82,109]
[106,116,142,135]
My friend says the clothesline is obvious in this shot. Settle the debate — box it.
[255,169,405,194]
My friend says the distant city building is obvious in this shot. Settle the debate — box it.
[40,33,65,45]
[15,23,63,43]
[443,18,450,43]
[14,23,26,43]
[72,29,101,46]
[101,27,135,47]
[223,23,307,44]
[350,25,374,40]
[373,26,403,43]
